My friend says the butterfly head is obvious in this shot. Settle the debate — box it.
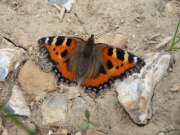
[83,34,95,58]
[87,34,94,44]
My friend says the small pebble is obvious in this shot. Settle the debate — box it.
[132,34,136,39]
[170,83,180,92]
[143,38,148,42]
[75,132,82,135]
[157,132,165,135]
[48,130,53,135]
[59,128,68,135]
[168,68,173,72]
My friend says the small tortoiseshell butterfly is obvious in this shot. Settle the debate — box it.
[38,34,145,95]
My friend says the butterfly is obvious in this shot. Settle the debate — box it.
[38,34,145,95]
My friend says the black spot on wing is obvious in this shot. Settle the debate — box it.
[107,60,113,69]
[56,36,65,46]
[112,55,146,80]
[66,38,72,46]
[128,53,134,63]
[61,49,68,58]
[116,49,125,61]
[107,47,113,56]
[99,64,107,74]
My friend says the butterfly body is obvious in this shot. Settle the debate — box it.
[68,34,100,81]
[38,34,145,94]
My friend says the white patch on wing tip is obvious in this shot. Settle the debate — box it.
[134,57,138,63]
[53,36,58,44]
[45,38,49,44]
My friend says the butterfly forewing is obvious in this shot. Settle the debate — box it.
[102,46,145,79]
[39,36,83,84]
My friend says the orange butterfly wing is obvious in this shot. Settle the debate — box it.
[81,64,114,93]
[38,36,82,84]
[39,36,145,95]
[81,45,145,94]
[102,47,145,78]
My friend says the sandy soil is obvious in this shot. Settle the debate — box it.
[0,0,180,135]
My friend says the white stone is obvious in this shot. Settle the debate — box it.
[2,129,9,135]
[158,132,165,135]
[48,0,75,11]
[59,84,80,99]
[116,52,172,124]
[0,37,27,81]
[72,97,86,117]
[48,130,53,135]
[75,132,82,135]
[41,93,68,125]
[65,86,80,99]
[5,85,31,117]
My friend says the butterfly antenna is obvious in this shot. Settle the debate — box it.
[95,26,119,37]
[74,13,89,36]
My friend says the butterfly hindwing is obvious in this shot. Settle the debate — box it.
[81,64,114,93]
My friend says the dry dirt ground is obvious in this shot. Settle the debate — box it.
[0,0,180,135]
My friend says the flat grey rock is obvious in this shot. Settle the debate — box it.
[0,37,27,81]
[41,93,68,125]
[5,85,31,118]
[116,52,172,124]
